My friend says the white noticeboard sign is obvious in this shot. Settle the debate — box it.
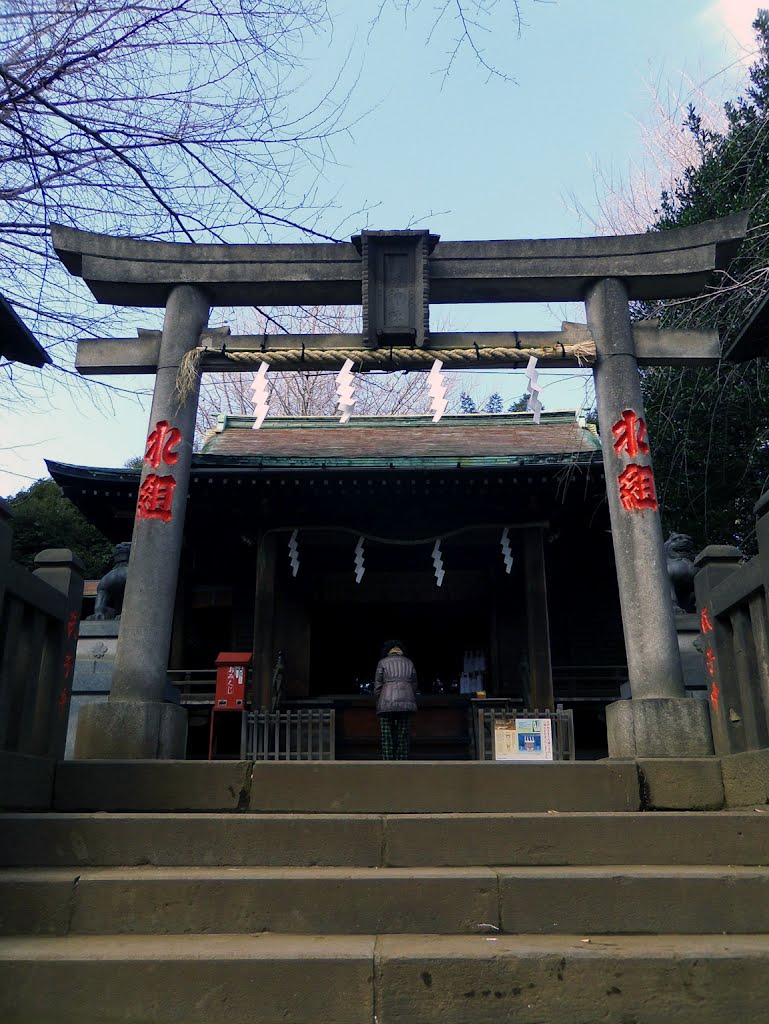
[493,717,554,761]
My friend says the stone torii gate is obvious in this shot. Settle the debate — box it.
[52,215,748,761]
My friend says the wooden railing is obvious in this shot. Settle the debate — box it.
[0,498,84,760]
[694,492,769,756]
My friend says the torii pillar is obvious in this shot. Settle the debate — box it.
[75,285,209,759]
[586,279,713,757]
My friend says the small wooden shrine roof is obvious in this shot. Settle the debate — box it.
[200,412,601,469]
[47,412,604,539]
[0,293,51,368]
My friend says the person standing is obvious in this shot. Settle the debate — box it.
[374,641,418,760]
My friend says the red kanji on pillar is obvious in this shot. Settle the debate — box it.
[611,409,649,458]
[144,420,182,469]
[710,678,720,711]
[705,648,716,677]
[700,607,714,634]
[136,474,177,523]
[66,610,79,642]
[704,646,720,711]
[617,463,658,512]
[63,653,74,680]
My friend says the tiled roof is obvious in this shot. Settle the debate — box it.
[199,412,601,467]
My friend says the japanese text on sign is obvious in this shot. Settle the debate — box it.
[494,718,554,761]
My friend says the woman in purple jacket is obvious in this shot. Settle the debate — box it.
[374,641,418,760]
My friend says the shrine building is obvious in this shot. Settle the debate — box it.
[50,409,626,759]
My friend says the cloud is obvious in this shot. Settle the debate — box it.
[700,0,761,63]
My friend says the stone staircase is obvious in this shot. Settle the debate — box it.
[2,760,769,1022]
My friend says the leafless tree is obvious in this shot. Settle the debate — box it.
[567,70,727,237]
[0,0,352,407]
[372,0,535,83]
[0,0,538,415]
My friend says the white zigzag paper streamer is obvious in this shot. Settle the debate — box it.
[525,355,543,424]
[354,536,365,584]
[336,358,356,424]
[250,362,270,430]
[500,527,513,574]
[427,359,448,423]
[288,529,300,577]
[431,539,445,587]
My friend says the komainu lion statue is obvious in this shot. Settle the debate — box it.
[665,533,697,614]
[86,542,131,620]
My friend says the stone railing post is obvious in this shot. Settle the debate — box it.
[693,545,745,755]
[75,283,210,759]
[586,277,713,757]
[31,549,85,758]
[0,498,12,614]
[753,491,769,731]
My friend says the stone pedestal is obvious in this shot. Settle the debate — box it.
[66,621,119,758]
[74,699,187,760]
[606,697,713,758]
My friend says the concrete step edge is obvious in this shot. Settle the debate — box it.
[3,932,769,960]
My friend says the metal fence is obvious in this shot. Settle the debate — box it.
[472,701,576,761]
[0,500,84,759]
[246,708,336,761]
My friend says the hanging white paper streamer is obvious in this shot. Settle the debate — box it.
[431,539,445,587]
[427,359,448,423]
[500,527,513,574]
[525,355,543,424]
[288,529,300,577]
[354,536,365,584]
[336,358,356,424]
[250,361,270,429]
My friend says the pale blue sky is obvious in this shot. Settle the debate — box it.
[0,0,759,496]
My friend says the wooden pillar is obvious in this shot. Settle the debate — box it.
[252,531,277,710]
[523,527,554,711]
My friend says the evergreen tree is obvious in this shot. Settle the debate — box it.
[484,392,503,413]
[459,391,478,414]
[641,10,769,550]
[507,393,530,413]
[8,479,113,578]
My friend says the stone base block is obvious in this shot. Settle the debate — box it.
[721,748,769,807]
[637,757,724,810]
[606,698,714,758]
[0,751,55,810]
[74,700,187,760]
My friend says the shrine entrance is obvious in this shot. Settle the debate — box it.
[53,215,748,761]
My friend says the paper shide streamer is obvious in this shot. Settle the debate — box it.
[525,356,543,424]
[500,527,513,574]
[336,359,357,424]
[431,538,445,587]
[354,536,365,583]
[427,359,448,423]
[288,529,300,577]
[250,361,270,429]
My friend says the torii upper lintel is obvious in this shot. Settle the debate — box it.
[51,213,748,310]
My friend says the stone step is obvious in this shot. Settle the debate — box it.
[2,932,769,1023]
[4,865,769,937]
[52,759,641,813]
[2,811,768,868]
